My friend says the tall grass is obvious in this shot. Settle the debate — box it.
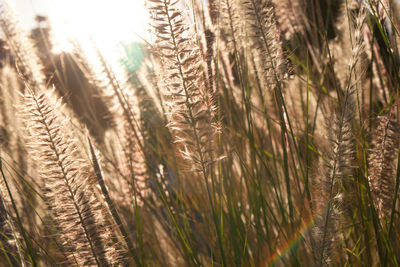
[0,0,399,266]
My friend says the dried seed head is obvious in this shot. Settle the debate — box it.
[22,88,125,266]
[368,116,400,219]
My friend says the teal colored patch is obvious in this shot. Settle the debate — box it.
[120,42,145,73]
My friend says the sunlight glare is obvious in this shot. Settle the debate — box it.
[49,0,148,60]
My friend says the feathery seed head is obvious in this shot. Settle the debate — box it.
[22,88,125,266]
[0,1,45,92]
[368,116,400,220]
[149,0,221,174]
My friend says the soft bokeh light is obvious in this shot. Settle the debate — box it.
[47,0,148,60]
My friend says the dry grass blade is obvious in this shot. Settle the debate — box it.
[0,193,25,266]
[87,136,141,266]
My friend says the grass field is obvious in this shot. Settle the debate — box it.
[0,0,399,266]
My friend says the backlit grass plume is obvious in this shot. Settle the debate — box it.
[95,48,149,205]
[311,98,356,266]
[0,0,45,92]
[311,6,366,266]
[219,0,243,54]
[242,0,285,90]
[368,116,400,220]
[72,44,149,206]
[148,0,220,174]
[22,87,125,266]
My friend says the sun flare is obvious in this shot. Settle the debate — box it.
[48,0,148,59]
